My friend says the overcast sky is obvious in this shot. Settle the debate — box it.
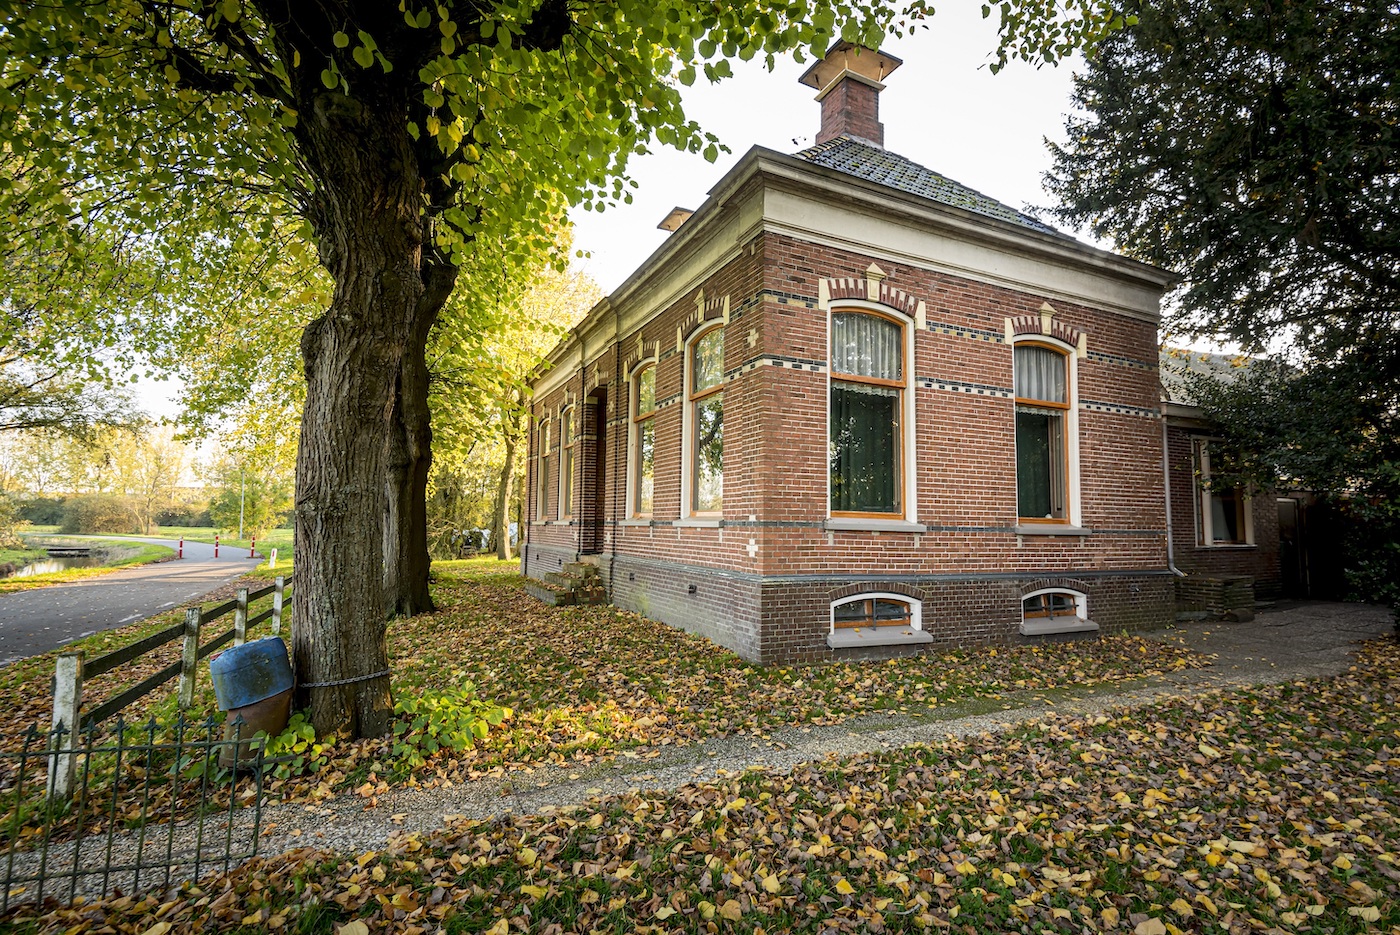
[568,4,1084,293]
[138,7,1086,420]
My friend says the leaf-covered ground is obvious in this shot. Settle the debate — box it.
[2,560,1207,799]
[10,637,1398,935]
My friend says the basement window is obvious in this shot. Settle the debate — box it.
[1019,588,1097,636]
[827,593,931,650]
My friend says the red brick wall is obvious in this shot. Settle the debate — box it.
[524,228,1177,661]
[1165,424,1282,599]
[817,77,883,146]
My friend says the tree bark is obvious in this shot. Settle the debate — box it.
[290,87,425,739]
[383,261,455,618]
[494,410,518,561]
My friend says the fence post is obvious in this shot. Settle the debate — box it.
[233,588,249,646]
[48,651,84,801]
[271,576,285,637]
[178,607,201,710]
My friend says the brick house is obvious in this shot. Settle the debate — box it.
[523,43,1180,663]
[1160,350,1288,618]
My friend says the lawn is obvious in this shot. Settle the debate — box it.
[0,538,176,594]
[11,638,1398,935]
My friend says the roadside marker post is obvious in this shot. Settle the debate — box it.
[178,537,183,559]
[249,538,256,559]
[214,534,219,558]
[269,548,278,570]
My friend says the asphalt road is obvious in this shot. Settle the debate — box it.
[0,537,261,666]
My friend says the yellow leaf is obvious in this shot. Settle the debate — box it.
[954,860,977,875]
[335,925,368,935]
[1134,919,1167,935]
[1169,898,1193,917]
[835,878,856,895]
[356,851,377,867]
[1000,871,1016,887]
[142,924,172,935]
[241,914,262,927]
[718,899,743,921]
[655,906,676,920]
[1052,908,1071,919]
[1196,895,1218,916]
[484,921,510,935]
[520,884,547,899]
[517,846,537,867]
[1334,855,1353,870]
[1101,906,1120,927]
[762,874,781,894]
[698,900,715,920]
[1348,906,1381,923]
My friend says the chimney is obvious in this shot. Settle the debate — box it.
[798,41,903,148]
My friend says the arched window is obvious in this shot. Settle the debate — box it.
[630,363,656,517]
[534,418,551,522]
[1019,588,1095,635]
[686,326,724,515]
[559,406,576,520]
[1014,343,1071,522]
[830,311,906,516]
[832,594,915,630]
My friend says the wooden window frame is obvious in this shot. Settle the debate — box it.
[630,362,657,518]
[1022,592,1079,619]
[685,325,725,517]
[1194,437,1253,546]
[534,419,551,522]
[830,592,922,632]
[1014,340,1072,525]
[559,406,576,520]
[829,308,907,520]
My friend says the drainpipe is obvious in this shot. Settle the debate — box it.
[1161,417,1186,577]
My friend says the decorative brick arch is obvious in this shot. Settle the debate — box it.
[1007,302,1086,354]
[829,581,922,603]
[819,264,926,325]
[1019,577,1092,598]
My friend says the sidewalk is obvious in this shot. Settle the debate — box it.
[256,600,1393,858]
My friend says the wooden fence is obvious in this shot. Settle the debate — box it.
[47,576,294,800]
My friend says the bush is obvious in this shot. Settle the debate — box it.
[155,504,212,527]
[391,685,511,770]
[61,494,138,534]
[17,496,64,526]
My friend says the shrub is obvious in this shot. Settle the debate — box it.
[61,494,138,534]
[391,685,512,770]
[17,496,64,526]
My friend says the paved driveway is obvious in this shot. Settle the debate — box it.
[0,537,261,666]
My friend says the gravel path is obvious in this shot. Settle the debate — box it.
[6,600,1392,905]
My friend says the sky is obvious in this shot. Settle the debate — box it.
[137,6,1086,421]
[567,5,1085,294]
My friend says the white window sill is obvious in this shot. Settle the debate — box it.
[674,518,722,528]
[827,626,934,650]
[1193,543,1256,550]
[545,520,573,526]
[824,518,927,533]
[1015,524,1091,537]
[1019,618,1099,637]
[618,519,655,527]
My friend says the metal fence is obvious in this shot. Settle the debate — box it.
[1,714,267,911]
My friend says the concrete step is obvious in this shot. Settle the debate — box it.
[543,571,582,589]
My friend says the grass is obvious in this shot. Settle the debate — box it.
[11,638,1399,935]
[0,538,176,594]
[0,545,47,566]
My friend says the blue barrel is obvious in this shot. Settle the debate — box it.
[209,637,293,712]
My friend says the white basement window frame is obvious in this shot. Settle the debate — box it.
[827,592,932,650]
[1019,587,1097,636]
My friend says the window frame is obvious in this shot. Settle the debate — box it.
[1194,437,1254,547]
[830,592,923,633]
[628,360,657,518]
[682,323,726,518]
[825,302,917,522]
[1012,337,1080,526]
[534,418,551,522]
[1020,587,1088,627]
[559,405,576,520]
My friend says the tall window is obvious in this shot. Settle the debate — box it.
[535,419,550,521]
[1195,438,1251,545]
[560,407,576,519]
[1015,344,1070,521]
[631,364,656,516]
[689,327,724,514]
[830,311,904,515]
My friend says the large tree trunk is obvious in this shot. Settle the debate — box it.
[494,415,517,561]
[290,89,425,739]
[383,262,454,618]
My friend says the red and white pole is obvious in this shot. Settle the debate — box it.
[249,538,256,559]
[214,534,220,558]
[178,538,183,559]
